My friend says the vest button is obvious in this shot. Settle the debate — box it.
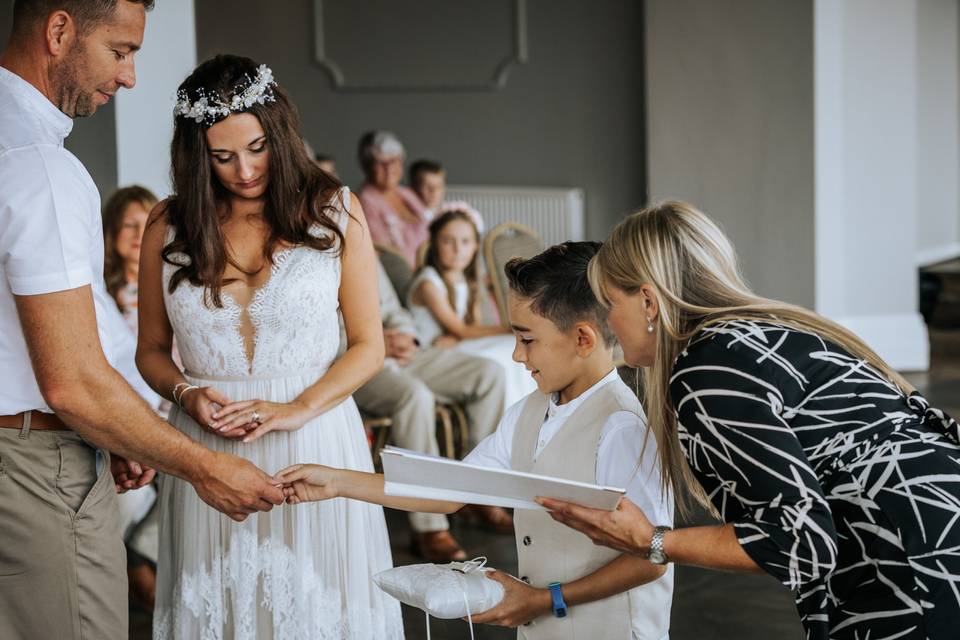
[522,535,532,546]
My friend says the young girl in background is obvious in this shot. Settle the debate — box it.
[407,210,537,412]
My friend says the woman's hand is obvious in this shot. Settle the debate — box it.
[468,571,552,628]
[180,385,244,437]
[275,463,341,503]
[433,334,459,348]
[537,497,655,556]
[211,400,316,443]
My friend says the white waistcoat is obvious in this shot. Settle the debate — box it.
[511,382,642,639]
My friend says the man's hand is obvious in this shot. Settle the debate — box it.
[384,328,418,365]
[111,454,156,493]
[190,452,285,522]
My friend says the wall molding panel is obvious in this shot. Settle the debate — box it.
[313,0,528,92]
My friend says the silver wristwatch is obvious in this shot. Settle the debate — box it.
[648,525,672,565]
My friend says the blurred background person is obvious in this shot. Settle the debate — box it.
[303,137,339,178]
[103,185,156,333]
[409,158,483,231]
[315,152,338,178]
[102,184,166,612]
[358,130,430,267]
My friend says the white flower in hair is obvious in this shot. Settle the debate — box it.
[174,64,278,126]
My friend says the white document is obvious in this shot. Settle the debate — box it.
[381,446,625,511]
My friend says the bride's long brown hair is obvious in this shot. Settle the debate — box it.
[160,54,344,307]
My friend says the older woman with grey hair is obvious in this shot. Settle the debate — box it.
[357,130,431,267]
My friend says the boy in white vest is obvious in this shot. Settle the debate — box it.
[279,242,674,639]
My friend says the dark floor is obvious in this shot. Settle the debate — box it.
[132,328,960,639]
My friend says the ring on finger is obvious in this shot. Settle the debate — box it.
[251,410,261,424]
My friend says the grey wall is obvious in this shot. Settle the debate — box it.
[645,0,815,307]
[0,2,118,198]
[195,0,647,240]
[916,0,960,262]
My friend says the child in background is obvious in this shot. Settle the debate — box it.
[279,242,674,639]
[410,158,484,229]
[407,209,536,411]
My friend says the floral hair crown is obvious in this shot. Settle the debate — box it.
[174,64,277,126]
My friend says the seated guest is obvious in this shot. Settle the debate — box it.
[357,130,430,267]
[408,210,537,409]
[353,259,513,560]
[280,241,673,638]
[302,137,338,177]
[315,152,337,178]
[409,157,483,230]
[102,185,166,611]
[103,185,155,333]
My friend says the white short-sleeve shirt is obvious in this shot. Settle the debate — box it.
[464,369,673,526]
[0,66,134,414]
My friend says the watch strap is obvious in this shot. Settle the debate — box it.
[547,581,567,618]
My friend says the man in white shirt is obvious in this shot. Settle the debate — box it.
[0,2,283,637]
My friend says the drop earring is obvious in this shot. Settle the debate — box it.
[647,317,655,333]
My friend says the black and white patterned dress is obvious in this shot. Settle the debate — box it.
[670,320,960,640]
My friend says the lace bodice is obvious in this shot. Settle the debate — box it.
[162,188,350,378]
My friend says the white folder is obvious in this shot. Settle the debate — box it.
[381,446,625,511]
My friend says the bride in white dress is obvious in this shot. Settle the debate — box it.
[136,55,403,639]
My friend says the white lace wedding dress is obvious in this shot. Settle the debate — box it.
[153,188,404,639]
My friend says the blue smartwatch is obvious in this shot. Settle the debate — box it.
[547,582,567,618]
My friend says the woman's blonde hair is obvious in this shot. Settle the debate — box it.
[588,200,914,518]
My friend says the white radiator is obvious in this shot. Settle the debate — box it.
[444,185,585,247]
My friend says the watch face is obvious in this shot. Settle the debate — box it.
[649,548,667,564]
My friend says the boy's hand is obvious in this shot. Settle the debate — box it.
[468,571,552,628]
[275,464,340,504]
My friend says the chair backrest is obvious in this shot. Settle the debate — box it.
[415,239,430,270]
[482,222,544,325]
[376,244,414,304]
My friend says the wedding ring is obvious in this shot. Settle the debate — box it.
[251,410,261,424]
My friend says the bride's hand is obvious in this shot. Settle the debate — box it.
[275,463,340,503]
[180,386,245,437]
[210,400,316,443]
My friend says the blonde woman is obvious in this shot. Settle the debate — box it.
[540,201,960,640]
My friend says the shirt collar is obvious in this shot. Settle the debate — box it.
[547,368,620,419]
[0,66,74,142]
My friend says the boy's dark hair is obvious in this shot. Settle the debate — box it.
[409,158,444,188]
[505,241,616,346]
[13,0,154,35]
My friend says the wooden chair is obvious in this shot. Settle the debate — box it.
[482,222,544,325]
[375,244,415,304]
[415,239,430,270]
[363,404,471,471]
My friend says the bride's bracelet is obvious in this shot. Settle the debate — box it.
[172,382,200,407]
